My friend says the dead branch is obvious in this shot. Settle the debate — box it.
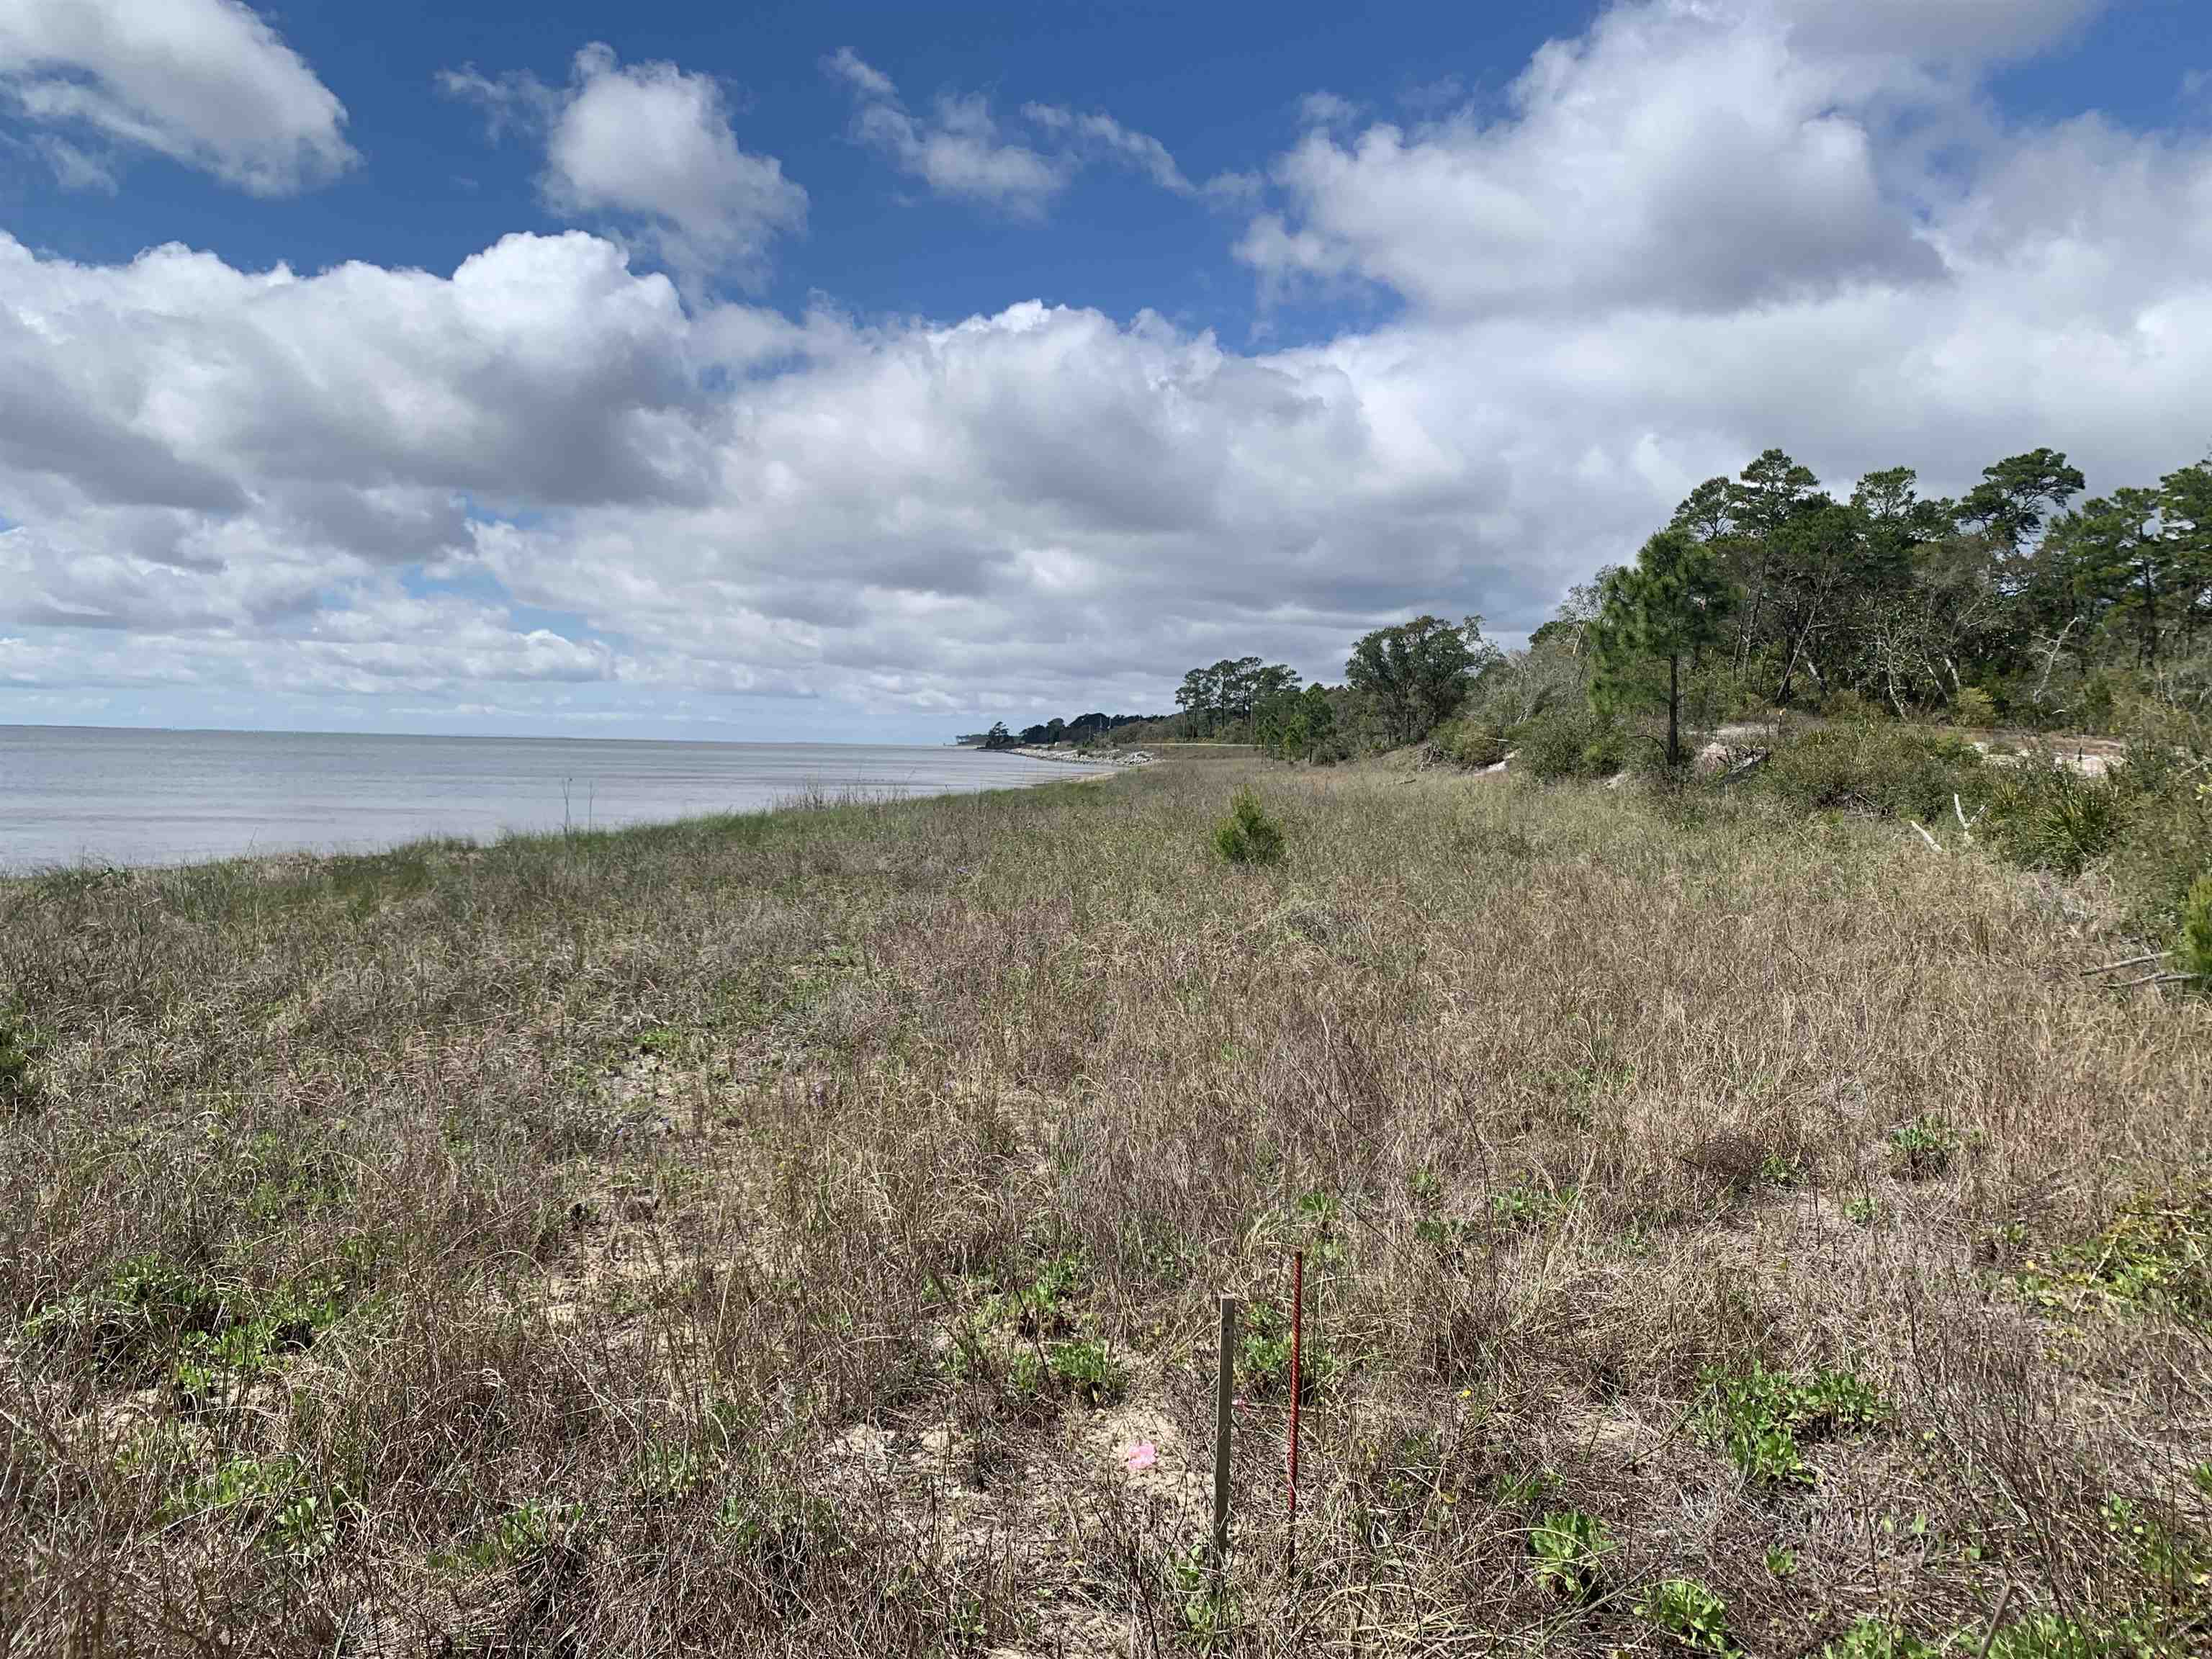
[2082,951,2171,976]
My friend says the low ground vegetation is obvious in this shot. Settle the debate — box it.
[4,755,2212,1653]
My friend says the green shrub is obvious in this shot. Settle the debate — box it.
[0,1010,36,1107]
[1515,704,1627,781]
[1986,762,2131,876]
[1758,724,1987,822]
[2184,874,2212,984]
[1952,686,1997,728]
[2096,696,2212,934]
[160,1452,336,1563]
[451,1498,585,1570]
[1213,787,1285,866]
[1429,719,1506,769]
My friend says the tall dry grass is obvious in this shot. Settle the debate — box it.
[1,754,2208,1655]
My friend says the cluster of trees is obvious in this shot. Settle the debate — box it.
[965,444,2212,767]
[1646,446,2212,724]
[1173,658,1301,736]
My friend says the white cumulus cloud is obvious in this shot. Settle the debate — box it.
[444,44,806,291]
[0,0,354,194]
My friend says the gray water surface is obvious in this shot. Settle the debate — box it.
[0,726,1094,871]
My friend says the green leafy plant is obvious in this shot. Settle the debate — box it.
[1235,1298,1340,1401]
[171,1277,346,1409]
[2015,1186,2212,1328]
[1529,1509,1613,1599]
[1819,1616,1938,1659]
[161,1453,338,1562]
[1757,1151,1804,1189]
[2102,1494,2211,1595]
[634,1437,705,1504]
[1640,1577,1737,1653]
[1428,718,1507,769]
[1046,1338,1126,1407]
[1889,1116,1958,1179]
[1493,1465,1557,1506]
[1953,686,1997,727]
[713,1486,840,1569]
[23,1253,225,1382]
[1984,1612,2154,1659]
[1169,1541,1236,1643]
[1489,1179,1574,1232]
[451,1498,585,1570]
[1846,1193,1882,1227]
[1759,724,1988,824]
[1764,1545,1798,1579]
[1213,786,1286,866]
[1701,1360,1889,1484]
[1514,703,1627,781]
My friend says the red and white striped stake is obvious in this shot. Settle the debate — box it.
[1286,1248,1304,1574]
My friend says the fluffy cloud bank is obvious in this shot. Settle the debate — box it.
[2,0,2208,737]
[0,0,354,195]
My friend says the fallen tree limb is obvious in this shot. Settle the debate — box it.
[2083,951,2171,976]
[1717,749,1768,786]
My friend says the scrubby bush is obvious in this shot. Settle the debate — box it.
[1514,704,1627,781]
[1986,762,2132,876]
[1213,786,1285,866]
[0,1009,35,1107]
[1758,723,1987,822]
[1951,686,1997,728]
[1426,718,1506,769]
[2182,875,2212,986]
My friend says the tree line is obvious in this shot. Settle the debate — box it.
[956,713,1158,750]
[1101,443,2212,766]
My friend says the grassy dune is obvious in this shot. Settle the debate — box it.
[4,755,2210,1655]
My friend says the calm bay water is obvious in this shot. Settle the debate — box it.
[0,725,1094,871]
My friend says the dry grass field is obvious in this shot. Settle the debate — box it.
[4,753,2210,1655]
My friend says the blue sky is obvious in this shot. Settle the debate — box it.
[7,2,1608,342]
[2,0,2210,740]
